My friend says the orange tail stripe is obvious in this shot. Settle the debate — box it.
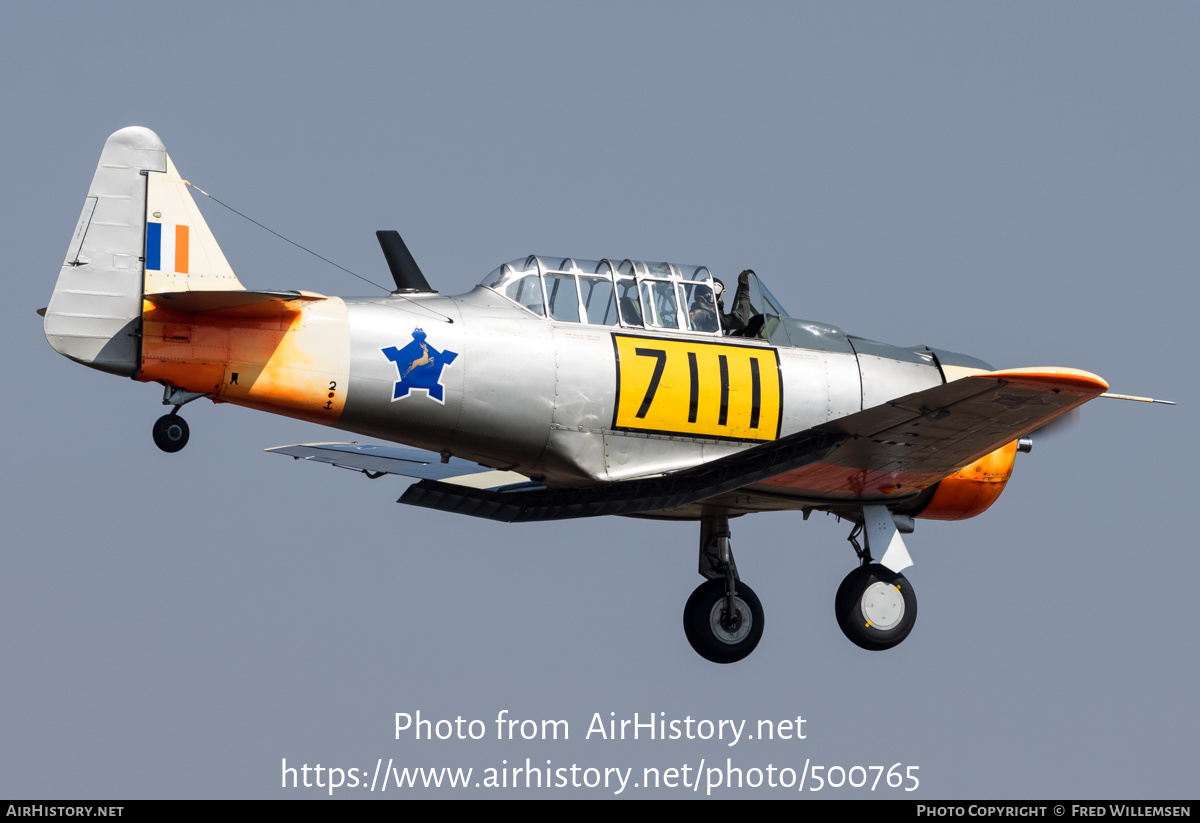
[175,225,189,274]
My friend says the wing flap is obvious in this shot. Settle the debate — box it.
[399,431,846,522]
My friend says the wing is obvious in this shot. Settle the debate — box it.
[271,367,1107,523]
[754,367,1109,501]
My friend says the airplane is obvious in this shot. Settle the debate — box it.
[41,126,1166,664]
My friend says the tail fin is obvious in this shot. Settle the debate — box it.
[44,127,243,376]
[142,152,242,296]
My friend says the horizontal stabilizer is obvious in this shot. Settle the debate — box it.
[146,290,327,317]
[265,442,529,488]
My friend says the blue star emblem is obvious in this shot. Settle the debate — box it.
[382,328,459,403]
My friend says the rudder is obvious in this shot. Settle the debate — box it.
[44,127,243,376]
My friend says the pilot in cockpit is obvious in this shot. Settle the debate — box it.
[688,284,719,332]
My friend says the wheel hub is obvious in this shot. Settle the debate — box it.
[861,581,905,629]
[709,597,752,645]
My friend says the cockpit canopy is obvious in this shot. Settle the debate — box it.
[481,255,798,345]
[482,256,725,334]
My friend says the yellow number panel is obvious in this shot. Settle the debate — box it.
[612,334,782,442]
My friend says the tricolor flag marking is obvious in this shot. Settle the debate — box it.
[146,223,189,273]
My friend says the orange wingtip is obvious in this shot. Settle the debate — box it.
[972,367,1109,394]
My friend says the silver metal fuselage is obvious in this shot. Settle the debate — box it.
[330,286,955,494]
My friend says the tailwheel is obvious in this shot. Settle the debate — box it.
[683,578,764,664]
[152,413,190,453]
[835,563,916,651]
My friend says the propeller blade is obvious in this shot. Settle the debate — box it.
[1030,407,1080,442]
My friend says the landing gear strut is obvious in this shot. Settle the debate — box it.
[683,514,764,663]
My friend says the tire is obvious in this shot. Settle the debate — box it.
[683,578,764,664]
[835,563,917,651]
[152,414,190,453]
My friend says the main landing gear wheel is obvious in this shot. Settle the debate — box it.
[683,578,764,664]
[152,414,190,453]
[835,564,917,651]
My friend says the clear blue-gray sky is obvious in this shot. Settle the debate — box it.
[3,1,1196,798]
